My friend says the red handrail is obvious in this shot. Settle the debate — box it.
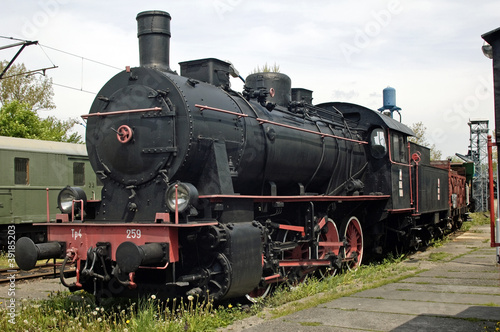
[81,107,162,119]
[487,135,500,247]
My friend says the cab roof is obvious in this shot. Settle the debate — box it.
[316,102,415,136]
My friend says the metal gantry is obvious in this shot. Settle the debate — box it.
[468,120,490,212]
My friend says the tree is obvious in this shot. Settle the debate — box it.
[0,61,82,143]
[408,121,442,160]
[0,61,55,110]
[0,100,81,143]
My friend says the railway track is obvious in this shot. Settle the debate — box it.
[0,263,75,284]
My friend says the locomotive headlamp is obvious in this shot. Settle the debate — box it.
[165,182,198,213]
[482,41,493,59]
[57,186,87,214]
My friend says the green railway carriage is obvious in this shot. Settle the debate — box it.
[0,136,101,247]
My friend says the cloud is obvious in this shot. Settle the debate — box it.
[331,90,360,100]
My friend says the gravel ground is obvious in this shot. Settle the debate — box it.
[0,275,75,302]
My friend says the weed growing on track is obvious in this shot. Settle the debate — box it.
[0,253,10,269]
[462,212,490,230]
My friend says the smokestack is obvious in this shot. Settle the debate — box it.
[136,10,172,72]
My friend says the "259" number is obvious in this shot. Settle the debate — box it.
[126,229,142,239]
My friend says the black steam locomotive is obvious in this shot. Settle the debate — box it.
[15,10,469,302]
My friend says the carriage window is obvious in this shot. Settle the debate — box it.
[370,128,387,159]
[73,162,85,186]
[14,158,29,185]
[391,132,407,163]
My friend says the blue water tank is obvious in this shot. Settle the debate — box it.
[382,86,397,108]
[378,86,401,119]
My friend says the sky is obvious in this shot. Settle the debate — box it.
[0,0,499,158]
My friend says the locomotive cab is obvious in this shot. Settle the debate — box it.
[316,101,414,211]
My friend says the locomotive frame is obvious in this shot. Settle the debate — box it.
[15,10,470,302]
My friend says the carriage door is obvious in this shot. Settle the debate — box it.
[0,190,12,221]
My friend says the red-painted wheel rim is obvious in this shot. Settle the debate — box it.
[343,216,363,270]
[245,284,272,303]
[281,230,312,284]
[318,218,340,258]
[317,218,340,277]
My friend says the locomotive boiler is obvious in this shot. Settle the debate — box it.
[15,10,469,302]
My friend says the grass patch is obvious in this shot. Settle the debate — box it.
[0,252,10,269]
[299,321,323,326]
[0,253,63,269]
[427,236,450,249]
[461,212,490,232]
[0,292,251,332]
[427,252,452,261]
[482,302,500,307]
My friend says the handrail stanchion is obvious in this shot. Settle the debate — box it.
[46,188,50,222]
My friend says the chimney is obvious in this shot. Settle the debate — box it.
[136,10,172,72]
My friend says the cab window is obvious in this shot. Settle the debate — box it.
[391,132,407,163]
[370,128,387,159]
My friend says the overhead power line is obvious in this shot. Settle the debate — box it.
[0,39,39,79]
[0,36,123,93]
[39,44,122,71]
[52,82,96,94]
[0,36,122,71]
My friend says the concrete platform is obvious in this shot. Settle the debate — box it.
[223,224,500,331]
